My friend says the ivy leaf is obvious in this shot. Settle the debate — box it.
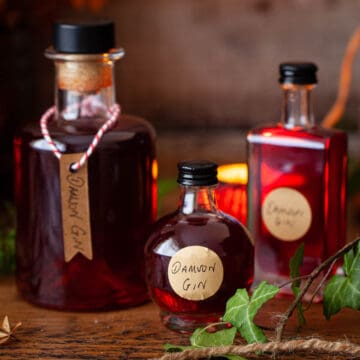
[323,241,360,319]
[223,282,279,344]
[163,343,194,352]
[165,327,245,360]
[289,243,306,329]
[190,326,237,347]
[290,243,304,289]
[213,356,246,360]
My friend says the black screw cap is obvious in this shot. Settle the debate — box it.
[177,161,218,186]
[53,19,115,54]
[279,62,318,85]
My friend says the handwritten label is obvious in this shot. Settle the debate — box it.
[60,153,93,262]
[262,187,312,242]
[168,246,224,301]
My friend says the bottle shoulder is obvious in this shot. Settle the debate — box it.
[15,113,156,152]
[145,210,253,257]
[19,113,155,137]
[247,124,347,146]
[115,114,156,139]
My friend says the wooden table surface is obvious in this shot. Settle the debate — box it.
[0,276,359,360]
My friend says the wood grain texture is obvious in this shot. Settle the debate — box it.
[0,276,359,359]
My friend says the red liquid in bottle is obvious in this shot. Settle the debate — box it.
[216,182,247,225]
[145,162,253,332]
[248,125,347,293]
[247,64,347,299]
[14,115,156,310]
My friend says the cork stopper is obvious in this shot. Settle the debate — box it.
[56,56,112,92]
[47,20,123,92]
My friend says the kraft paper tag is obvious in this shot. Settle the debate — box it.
[60,153,93,262]
[168,246,224,301]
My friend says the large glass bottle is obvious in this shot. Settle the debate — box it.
[145,161,254,333]
[14,20,157,310]
[247,63,347,297]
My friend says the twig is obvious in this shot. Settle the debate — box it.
[153,338,360,360]
[279,263,336,313]
[275,237,360,342]
[303,258,338,311]
[279,274,311,288]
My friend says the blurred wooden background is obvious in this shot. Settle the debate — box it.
[1,0,360,197]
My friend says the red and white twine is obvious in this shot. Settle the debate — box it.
[40,103,120,171]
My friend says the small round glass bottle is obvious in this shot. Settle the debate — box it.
[145,161,254,333]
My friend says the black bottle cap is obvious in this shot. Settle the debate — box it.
[279,62,318,85]
[53,19,115,54]
[177,161,218,186]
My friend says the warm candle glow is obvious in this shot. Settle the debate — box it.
[217,163,248,184]
[152,159,158,180]
[152,160,158,220]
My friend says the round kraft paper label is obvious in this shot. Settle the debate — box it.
[261,187,312,242]
[167,246,224,301]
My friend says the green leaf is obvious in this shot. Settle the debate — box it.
[163,343,194,352]
[290,243,304,288]
[289,243,306,329]
[190,326,237,347]
[223,282,279,344]
[157,178,177,198]
[165,327,245,359]
[215,356,246,360]
[323,241,360,319]
[292,287,306,329]
[164,343,246,360]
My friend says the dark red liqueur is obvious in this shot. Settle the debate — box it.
[247,125,347,294]
[14,114,156,310]
[145,212,254,332]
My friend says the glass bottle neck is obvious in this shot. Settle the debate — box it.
[54,60,115,127]
[45,48,124,129]
[280,84,315,129]
[179,185,218,215]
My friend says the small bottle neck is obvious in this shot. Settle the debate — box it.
[280,84,315,129]
[45,48,124,128]
[179,185,218,215]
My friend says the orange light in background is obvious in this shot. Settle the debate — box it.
[69,0,109,11]
[152,159,158,221]
[215,163,248,225]
[152,159,158,180]
[217,163,248,184]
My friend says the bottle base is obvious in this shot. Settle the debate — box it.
[160,310,222,333]
[17,281,149,311]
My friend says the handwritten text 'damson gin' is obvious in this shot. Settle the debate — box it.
[247,63,347,299]
[14,20,157,310]
[145,161,254,332]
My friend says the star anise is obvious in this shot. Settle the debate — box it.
[0,316,21,345]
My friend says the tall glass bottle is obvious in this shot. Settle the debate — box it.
[14,20,157,310]
[145,161,254,332]
[247,63,347,297]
